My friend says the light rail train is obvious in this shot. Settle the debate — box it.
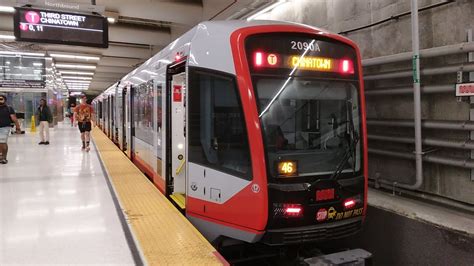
[93,20,368,246]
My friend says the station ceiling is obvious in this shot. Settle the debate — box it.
[0,0,274,95]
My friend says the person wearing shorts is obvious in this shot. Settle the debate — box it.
[73,96,94,152]
[0,95,21,164]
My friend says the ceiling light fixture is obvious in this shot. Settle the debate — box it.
[104,11,119,24]
[0,34,15,40]
[67,83,90,86]
[0,51,45,57]
[59,71,94,76]
[246,1,287,21]
[67,83,89,86]
[0,6,15,13]
[55,64,96,70]
[65,81,91,84]
[50,54,100,61]
[62,76,93,80]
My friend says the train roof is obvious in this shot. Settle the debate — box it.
[95,20,354,100]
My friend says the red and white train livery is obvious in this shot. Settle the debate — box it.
[93,20,368,246]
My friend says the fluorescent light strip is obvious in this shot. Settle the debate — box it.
[0,51,45,57]
[55,64,96,70]
[66,82,91,85]
[67,83,89,86]
[59,71,94,76]
[0,34,15,40]
[0,6,15,13]
[246,1,287,21]
[66,84,90,87]
[50,54,100,61]
[107,17,116,23]
[62,76,92,80]
[67,83,90,86]
[65,79,89,81]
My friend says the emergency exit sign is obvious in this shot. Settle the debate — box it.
[456,83,474,96]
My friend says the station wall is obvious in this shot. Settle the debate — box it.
[260,0,474,204]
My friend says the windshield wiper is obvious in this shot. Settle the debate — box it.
[329,141,355,181]
[310,101,359,188]
[330,100,360,181]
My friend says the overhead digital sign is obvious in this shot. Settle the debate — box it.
[246,33,358,78]
[14,7,108,48]
[253,52,354,74]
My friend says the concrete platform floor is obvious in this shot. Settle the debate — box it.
[0,123,136,264]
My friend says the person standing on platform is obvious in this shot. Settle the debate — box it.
[74,96,94,152]
[69,103,76,126]
[0,95,21,164]
[37,99,53,145]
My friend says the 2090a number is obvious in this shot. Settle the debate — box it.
[290,41,320,52]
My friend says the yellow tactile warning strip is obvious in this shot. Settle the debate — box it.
[91,128,225,265]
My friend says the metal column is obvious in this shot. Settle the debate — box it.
[468,29,474,181]
[409,0,424,189]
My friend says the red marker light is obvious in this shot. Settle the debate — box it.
[175,54,181,61]
[255,52,263,67]
[286,207,301,214]
[340,59,354,74]
[343,199,356,210]
[283,204,303,217]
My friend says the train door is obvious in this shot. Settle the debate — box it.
[167,63,187,210]
[107,96,112,138]
[111,95,116,143]
[121,87,127,152]
[127,86,135,159]
[104,97,109,136]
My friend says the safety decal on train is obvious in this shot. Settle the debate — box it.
[318,207,364,222]
[251,184,260,193]
[173,85,182,102]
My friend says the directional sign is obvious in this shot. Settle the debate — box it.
[14,7,108,48]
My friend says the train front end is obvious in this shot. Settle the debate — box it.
[232,26,368,245]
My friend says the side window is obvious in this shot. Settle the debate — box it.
[156,83,163,159]
[133,80,154,145]
[189,69,252,180]
[156,83,163,131]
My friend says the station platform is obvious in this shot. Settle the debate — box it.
[0,123,225,265]
[0,123,136,264]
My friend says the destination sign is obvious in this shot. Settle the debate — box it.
[14,7,108,48]
[246,33,358,78]
[253,52,354,74]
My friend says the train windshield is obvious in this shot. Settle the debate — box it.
[255,78,361,178]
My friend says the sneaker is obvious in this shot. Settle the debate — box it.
[0,159,8,164]
[44,141,50,145]
[39,142,45,145]
[86,146,90,152]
